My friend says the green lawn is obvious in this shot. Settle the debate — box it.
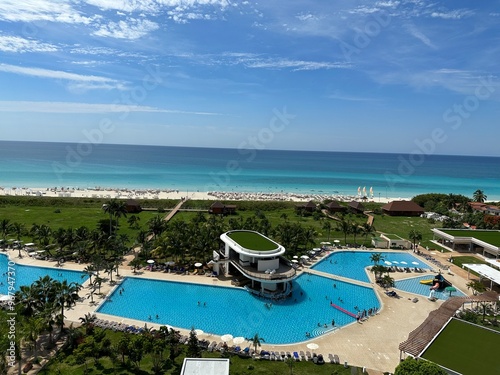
[421,318,500,375]
[227,230,278,251]
[439,229,500,247]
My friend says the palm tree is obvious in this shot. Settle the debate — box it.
[53,280,81,333]
[11,222,25,257]
[0,218,11,251]
[473,189,487,203]
[322,220,332,242]
[82,265,95,285]
[247,333,265,354]
[336,218,351,245]
[79,313,97,335]
[351,223,362,245]
[148,215,166,240]
[408,229,422,251]
[370,252,384,265]
[127,215,141,229]
[103,199,119,236]
[466,280,486,296]
[361,223,375,245]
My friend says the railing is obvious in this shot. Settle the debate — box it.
[230,258,296,281]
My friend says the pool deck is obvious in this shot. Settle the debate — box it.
[6,246,476,374]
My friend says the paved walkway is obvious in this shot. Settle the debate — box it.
[6,246,479,374]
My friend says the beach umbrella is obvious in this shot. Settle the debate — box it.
[233,336,245,345]
[165,261,175,266]
[320,241,331,245]
[445,286,457,296]
[221,334,233,342]
[384,261,392,266]
[333,240,340,243]
[291,259,299,263]
[194,329,204,336]
[306,343,319,350]
[392,261,399,264]
[400,261,407,265]
[300,255,309,260]
[147,259,155,264]
[293,255,299,259]
[194,262,203,267]
[412,261,419,265]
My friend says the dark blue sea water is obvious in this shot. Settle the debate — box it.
[0,141,499,199]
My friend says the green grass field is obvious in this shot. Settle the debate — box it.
[227,230,278,250]
[439,229,500,246]
[421,318,500,375]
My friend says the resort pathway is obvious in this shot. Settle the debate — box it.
[163,198,188,222]
[303,268,372,288]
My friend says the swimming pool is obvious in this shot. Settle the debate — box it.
[0,253,87,294]
[312,251,431,283]
[395,275,466,301]
[97,273,380,344]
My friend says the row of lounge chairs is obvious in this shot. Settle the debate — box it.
[257,350,340,364]
[422,255,449,270]
[94,318,146,334]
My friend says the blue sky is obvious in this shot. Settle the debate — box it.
[1,0,499,155]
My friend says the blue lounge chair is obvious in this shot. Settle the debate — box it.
[293,351,300,361]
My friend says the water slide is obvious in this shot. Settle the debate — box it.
[330,303,357,318]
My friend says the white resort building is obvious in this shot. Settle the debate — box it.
[217,230,296,299]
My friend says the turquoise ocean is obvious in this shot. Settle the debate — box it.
[0,141,499,200]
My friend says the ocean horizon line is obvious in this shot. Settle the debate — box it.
[2,140,500,159]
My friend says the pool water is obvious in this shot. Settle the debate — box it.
[0,253,87,294]
[312,251,430,283]
[395,275,466,301]
[97,273,380,344]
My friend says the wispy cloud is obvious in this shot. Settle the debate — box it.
[0,0,94,24]
[0,63,126,90]
[0,101,223,115]
[327,92,380,101]
[92,18,159,39]
[430,9,474,20]
[404,23,436,49]
[0,35,58,53]
[245,58,350,71]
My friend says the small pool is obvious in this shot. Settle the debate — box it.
[0,253,87,294]
[395,275,466,301]
[97,273,380,344]
[312,251,431,283]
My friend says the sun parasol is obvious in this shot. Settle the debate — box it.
[333,240,340,243]
[300,255,309,260]
[384,261,392,266]
[392,261,399,264]
[291,259,299,263]
[293,255,298,259]
[147,259,155,264]
[320,241,331,245]
[221,334,233,342]
[194,262,203,267]
[400,261,407,265]
[412,261,419,265]
[233,336,245,345]
[306,343,319,350]
[194,329,204,336]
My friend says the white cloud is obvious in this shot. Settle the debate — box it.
[0,35,58,53]
[431,9,473,20]
[92,18,159,39]
[0,63,126,90]
[243,58,350,71]
[0,0,94,24]
[404,23,436,49]
[0,101,222,115]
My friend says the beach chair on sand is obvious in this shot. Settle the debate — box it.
[306,351,312,361]
[328,353,335,364]
[293,351,300,361]
[299,350,306,361]
[333,354,340,364]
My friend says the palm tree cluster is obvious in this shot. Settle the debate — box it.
[71,323,184,374]
[0,276,81,373]
[334,217,375,246]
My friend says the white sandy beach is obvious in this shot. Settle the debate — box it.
[0,186,406,203]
